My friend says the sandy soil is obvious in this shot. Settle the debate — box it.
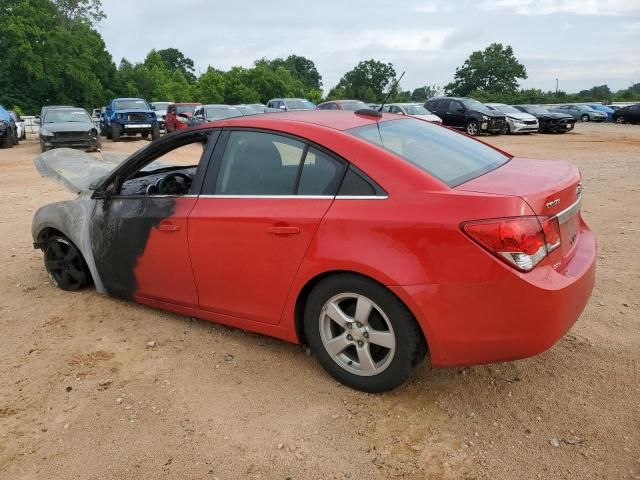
[0,123,639,479]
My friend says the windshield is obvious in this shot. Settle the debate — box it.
[204,106,243,120]
[460,98,492,113]
[176,104,199,115]
[348,118,510,187]
[340,101,368,111]
[114,99,149,110]
[44,109,91,123]
[152,102,170,110]
[490,104,521,114]
[577,105,595,112]
[286,99,316,110]
[404,105,430,115]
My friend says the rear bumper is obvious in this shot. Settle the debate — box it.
[390,222,596,368]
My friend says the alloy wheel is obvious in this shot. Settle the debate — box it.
[466,122,479,136]
[319,293,396,376]
[44,237,87,291]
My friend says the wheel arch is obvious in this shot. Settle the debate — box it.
[292,269,429,353]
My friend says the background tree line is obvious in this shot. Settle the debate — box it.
[1,0,639,115]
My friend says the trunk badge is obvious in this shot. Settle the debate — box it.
[545,198,561,209]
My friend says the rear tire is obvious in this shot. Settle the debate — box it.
[111,123,121,142]
[151,122,160,140]
[580,114,590,122]
[43,236,90,291]
[304,274,427,393]
[615,116,626,124]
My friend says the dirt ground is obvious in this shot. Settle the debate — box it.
[1,123,638,480]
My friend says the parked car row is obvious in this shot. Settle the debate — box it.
[24,96,640,153]
[0,105,25,148]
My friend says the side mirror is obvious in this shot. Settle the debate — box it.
[455,107,465,113]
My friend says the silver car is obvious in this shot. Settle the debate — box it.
[549,105,608,122]
[484,103,539,134]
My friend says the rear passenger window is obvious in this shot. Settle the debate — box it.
[297,148,345,196]
[338,167,378,196]
[215,131,304,195]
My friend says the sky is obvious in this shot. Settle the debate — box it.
[98,0,640,94]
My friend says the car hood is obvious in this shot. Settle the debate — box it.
[41,121,95,133]
[113,109,156,115]
[411,114,442,122]
[472,110,504,118]
[535,112,574,121]
[504,112,537,121]
[34,148,127,194]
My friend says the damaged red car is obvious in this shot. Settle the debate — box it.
[32,110,596,392]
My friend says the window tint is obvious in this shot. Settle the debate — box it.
[297,147,345,195]
[449,101,463,111]
[348,118,510,187]
[338,167,377,196]
[215,131,304,195]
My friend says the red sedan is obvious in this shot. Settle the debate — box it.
[164,102,202,132]
[32,110,596,392]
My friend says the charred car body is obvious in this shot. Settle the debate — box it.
[39,107,101,152]
[101,98,159,142]
[425,97,506,136]
[513,105,576,133]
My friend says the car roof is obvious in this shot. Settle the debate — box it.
[174,102,202,105]
[197,110,400,131]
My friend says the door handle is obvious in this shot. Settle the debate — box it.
[157,221,180,232]
[267,225,300,236]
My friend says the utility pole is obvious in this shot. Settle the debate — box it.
[555,78,559,96]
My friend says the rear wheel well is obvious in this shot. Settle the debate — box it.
[293,270,428,352]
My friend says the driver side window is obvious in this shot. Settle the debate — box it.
[118,135,210,197]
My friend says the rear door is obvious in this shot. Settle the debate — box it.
[446,100,466,127]
[188,129,346,324]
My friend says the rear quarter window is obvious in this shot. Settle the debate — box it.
[348,118,510,187]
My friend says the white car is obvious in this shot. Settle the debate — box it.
[10,111,26,140]
[383,103,442,123]
[484,103,539,134]
[151,101,171,130]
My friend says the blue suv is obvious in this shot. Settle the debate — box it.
[101,98,159,142]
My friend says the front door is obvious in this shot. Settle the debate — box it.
[188,130,346,324]
[91,131,215,305]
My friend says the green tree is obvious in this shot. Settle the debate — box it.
[0,0,116,113]
[446,43,527,96]
[156,48,196,82]
[53,0,105,25]
[410,85,442,102]
[331,60,397,102]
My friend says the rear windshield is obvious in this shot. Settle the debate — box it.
[348,118,510,187]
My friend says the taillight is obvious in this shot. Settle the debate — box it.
[462,216,561,272]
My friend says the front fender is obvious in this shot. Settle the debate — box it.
[32,195,106,294]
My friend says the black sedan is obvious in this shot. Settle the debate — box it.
[613,104,640,124]
[513,105,576,133]
[39,107,101,152]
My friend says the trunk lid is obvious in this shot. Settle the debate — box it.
[458,157,582,268]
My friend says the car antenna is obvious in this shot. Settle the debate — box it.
[354,71,405,119]
[378,71,405,112]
